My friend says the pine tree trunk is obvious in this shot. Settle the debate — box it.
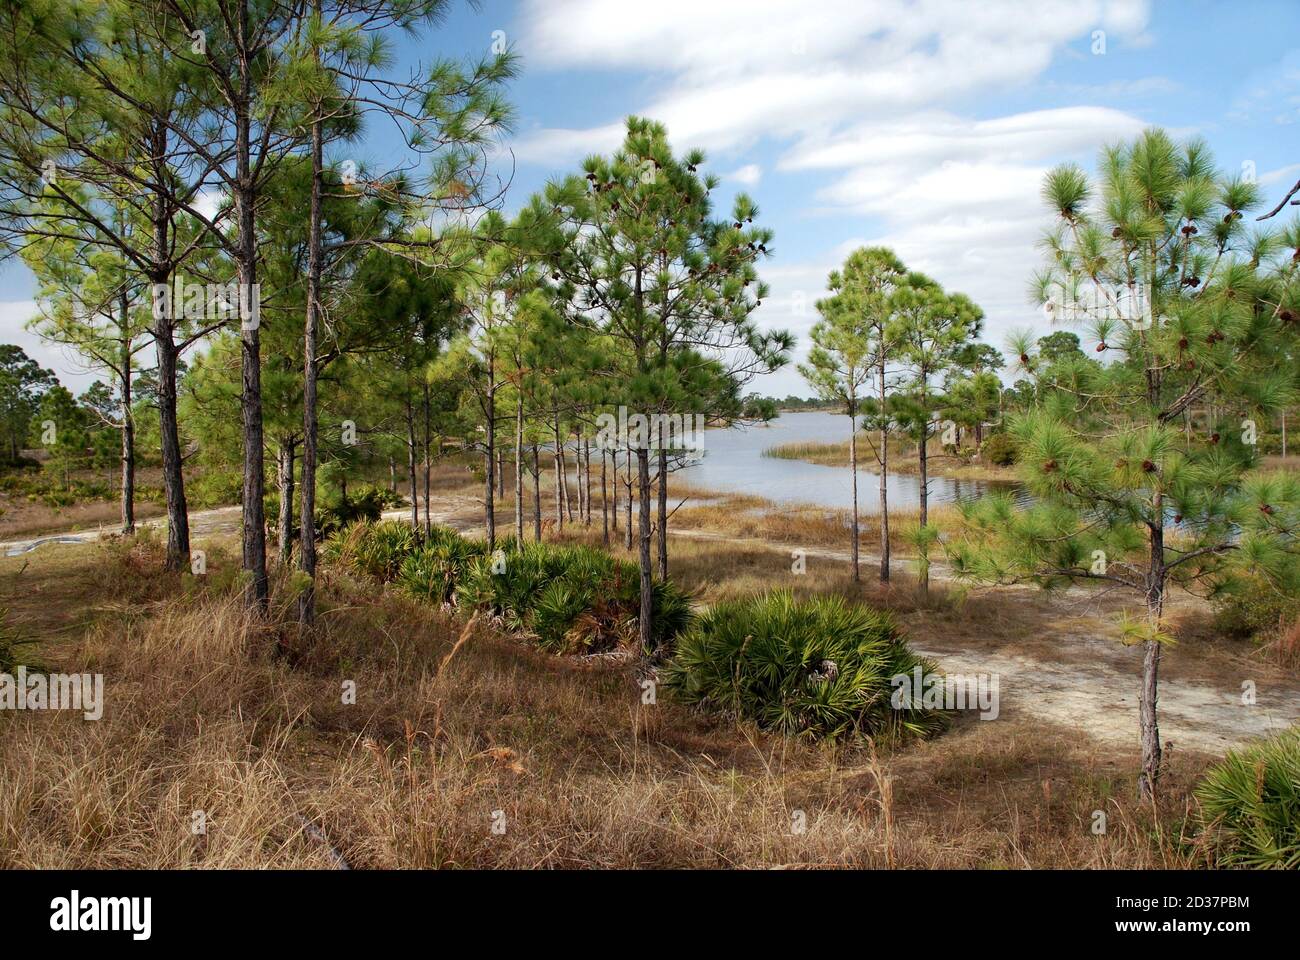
[531,443,541,541]
[515,394,524,543]
[611,449,619,533]
[297,100,323,626]
[234,34,268,613]
[1139,504,1166,799]
[601,447,610,546]
[582,438,592,526]
[147,121,186,568]
[154,311,188,570]
[564,435,575,523]
[636,445,653,651]
[918,413,930,595]
[624,447,633,551]
[553,411,564,533]
[656,441,668,580]
[406,398,418,529]
[484,386,496,549]
[278,439,294,565]
[118,313,134,535]
[879,358,890,583]
[422,382,432,534]
[848,403,859,582]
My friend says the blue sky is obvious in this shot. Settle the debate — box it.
[3,0,1297,396]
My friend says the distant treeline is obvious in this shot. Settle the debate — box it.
[747,394,839,412]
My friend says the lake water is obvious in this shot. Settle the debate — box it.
[676,410,1019,512]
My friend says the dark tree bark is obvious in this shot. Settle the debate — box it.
[581,437,590,525]
[234,3,268,612]
[514,393,524,542]
[601,447,610,546]
[624,447,633,551]
[656,438,668,580]
[278,438,295,565]
[1139,492,1166,799]
[552,409,564,533]
[531,443,541,541]
[636,445,653,651]
[118,288,134,535]
[297,98,323,626]
[917,388,931,595]
[878,356,890,583]
[406,396,418,528]
[149,121,188,571]
[422,380,432,534]
[484,381,496,548]
[848,396,859,582]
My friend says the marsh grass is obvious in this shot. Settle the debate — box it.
[762,434,1018,483]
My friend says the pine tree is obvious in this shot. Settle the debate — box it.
[948,130,1300,797]
[801,247,909,583]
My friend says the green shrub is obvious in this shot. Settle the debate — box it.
[1195,729,1300,869]
[316,484,400,538]
[458,541,573,630]
[979,431,1017,466]
[457,540,692,654]
[354,520,418,582]
[396,532,489,606]
[330,522,692,655]
[1212,573,1300,642]
[662,591,946,741]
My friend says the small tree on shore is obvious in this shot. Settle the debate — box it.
[800,247,908,582]
[891,272,983,594]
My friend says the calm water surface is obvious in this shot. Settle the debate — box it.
[677,411,1021,512]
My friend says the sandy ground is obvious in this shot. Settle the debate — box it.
[4,494,1296,757]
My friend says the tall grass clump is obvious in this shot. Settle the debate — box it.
[662,591,945,740]
[1194,729,1300,869]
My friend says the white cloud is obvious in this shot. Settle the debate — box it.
[193,187,224,223]
[513,0,1153,161]
[726,163,762,186]
[510,0,1156,396]
[1260,162,1300,187]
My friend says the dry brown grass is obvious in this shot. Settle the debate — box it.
[0,531,1207,869]
[669,491,962,557]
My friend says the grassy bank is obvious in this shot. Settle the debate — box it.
[763,433,1019,483]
